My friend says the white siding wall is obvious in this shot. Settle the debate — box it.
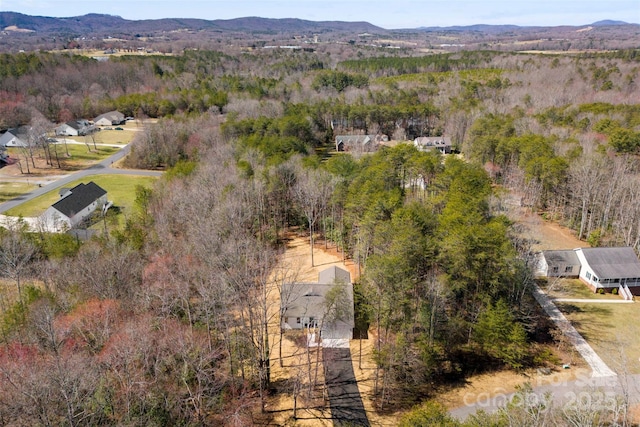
[69,194,107,227]
[575,249,599,289]
[41,207,71,231]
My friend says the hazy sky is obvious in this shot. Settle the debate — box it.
[2,0,639,29]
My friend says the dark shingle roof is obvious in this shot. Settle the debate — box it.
[543,250,580,266]
[51,182,106,218]
[581,247,640,279]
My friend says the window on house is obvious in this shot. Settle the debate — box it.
[284,317,288,324]
[586,271,591,280]
[565,266,573,273]
[296,317,300,324]
[552,266,559,273]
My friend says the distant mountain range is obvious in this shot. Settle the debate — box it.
[0,12,636,36]
[413,20,634,32]
[0,12,385,35]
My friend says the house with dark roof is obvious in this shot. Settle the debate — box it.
[538,247,640,295]
[94,111,125,127]
[413,136,452,154]
[0,127,30,148]
[281,266,354,343]
[40,182,108,230]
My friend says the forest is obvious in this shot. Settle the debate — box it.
[0,39,639,426]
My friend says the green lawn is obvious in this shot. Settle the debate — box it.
[545,278,621,300]
[543,277,639,374]
[6,144,120,166]
[558,301,640,374]
[4,175,158,218]
[0,182,38,203]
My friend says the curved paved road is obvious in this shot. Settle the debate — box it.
[0,144,162,214]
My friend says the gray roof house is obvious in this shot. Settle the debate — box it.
[40,182,108,231]
[94,111,125,126]
[0,127,30,148]
[538,247,640,295]
[55,119,95,136]
[335,134,388,153]
[413,136,452,154]
[537,250,581,278]
[575,247,640,293]
[281,266,355,343]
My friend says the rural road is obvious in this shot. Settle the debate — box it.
[323,347,370,426]
[0,144,162,214]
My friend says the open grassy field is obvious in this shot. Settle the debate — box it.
[4,174,158,218]
[0,182,39,203]
[558,301,640,374]
[542,278,639,373]
[5,144,120,171]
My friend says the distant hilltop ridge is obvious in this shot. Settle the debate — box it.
[0,12,385,34]
[0,11,636,34]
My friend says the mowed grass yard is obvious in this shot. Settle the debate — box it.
[61,121,141,146]
[557,301,640,374]
[545,279,640,374]
[0,182,39,203]
[4,175,158,219]
[5,144,120,172]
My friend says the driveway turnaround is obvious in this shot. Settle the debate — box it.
[323,347,370,426]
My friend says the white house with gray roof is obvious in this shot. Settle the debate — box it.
[94,110,125,126]
[281,266,354,342]
[413,136,452,154]
[0,127,30,148]
[538,247,640,295]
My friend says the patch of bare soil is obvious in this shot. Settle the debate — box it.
[436,365,585,411]
[515,208,587,252]
[263,235,395,426]
[0,153,73,179]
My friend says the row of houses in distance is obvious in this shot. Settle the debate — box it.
[334,134,452,154]
[55,110,126,136]
[0,111,128,149]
